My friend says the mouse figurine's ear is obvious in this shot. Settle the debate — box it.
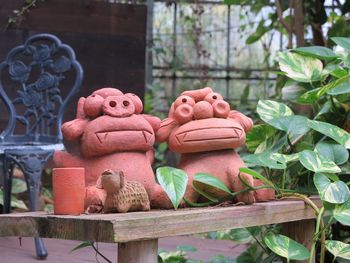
[228,110,253,133]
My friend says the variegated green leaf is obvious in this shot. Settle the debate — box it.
[264,232,310,260]
[326,199,350,226]
[242,152,286,170]
[257,100,293,124]
[246,124,276,152]
[156,167,188,209]
[269,115,310,141]
[0,189,28,210]
[272,153,299,163]
[314,173,350,204]
[278,51,323,82]
[11,178,27,194]
[326,240,350,260]
[315,141,349,165]
[308,120,350,149]
[299,150,341,173]
[281,81,307,102]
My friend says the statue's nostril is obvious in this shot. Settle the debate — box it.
[109,101,117,107]
[123,100,130,107]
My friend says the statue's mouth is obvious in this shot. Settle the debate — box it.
[175,127,243,144]
[95,130,153,144]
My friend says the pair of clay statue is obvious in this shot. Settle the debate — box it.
[53,87,274,211]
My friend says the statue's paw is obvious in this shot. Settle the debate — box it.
[236,191,256,205]
[254,179,275,202]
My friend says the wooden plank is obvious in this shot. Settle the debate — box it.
[118,239,158,263]
[0,199,321,243]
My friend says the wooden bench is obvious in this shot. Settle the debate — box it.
[0,199,320,263]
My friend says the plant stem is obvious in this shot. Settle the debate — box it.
[331,256,336,263]
[309,207,324,263]
[91,242,112,263]
[230,185,274,197]
[278,193,320,214]
[282,169,286,189]
[279,192,326,263]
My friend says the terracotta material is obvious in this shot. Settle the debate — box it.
[97,169,150,213]
[157,87,275,204]
[52,168,85,215]
[54,88,171,209]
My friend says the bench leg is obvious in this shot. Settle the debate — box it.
[117,239,158,263]
[283,219,315,263]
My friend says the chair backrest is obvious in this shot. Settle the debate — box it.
[0,34,83,145]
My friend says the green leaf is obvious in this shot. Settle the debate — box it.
[257,100,293,124]
[294,46,338,61]
[327,80,350,95]
[246,124,276,152]
[297,88,322,104]
[239,167,274,188]
[319,75,350,96]
[156,167,188,209]
[263,232,310,260]
[176,245,197,252]
[236,243,264,263]
[246,20,270,45]
[269,115,310,141]
[193,173,231,195]
[315,141,349,165]
[70,240,93,252]
[210,255,236,263]
[11,178,27,194]
[299,150,341,173]
[326,240,350,260]
[315,101,332,118]
[326,199,350,226]
[332,37,350,52]
[323,64,348,78]
[308,120,350,148]
[278,51,323,82]
[223,0,242,4]
[314,173,350,204]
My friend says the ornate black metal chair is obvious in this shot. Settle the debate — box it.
[0,34,83,259]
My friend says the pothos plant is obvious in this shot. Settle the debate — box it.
[156,37,350,263]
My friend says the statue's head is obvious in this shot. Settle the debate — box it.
[156,87,253,153]
[61,88,160,158]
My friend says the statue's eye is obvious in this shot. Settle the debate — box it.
[204,92,223,104]
[174,95,195,108]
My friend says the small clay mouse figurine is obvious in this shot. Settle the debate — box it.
[97,169,151,213]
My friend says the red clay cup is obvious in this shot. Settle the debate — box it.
[53,167,85,215]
